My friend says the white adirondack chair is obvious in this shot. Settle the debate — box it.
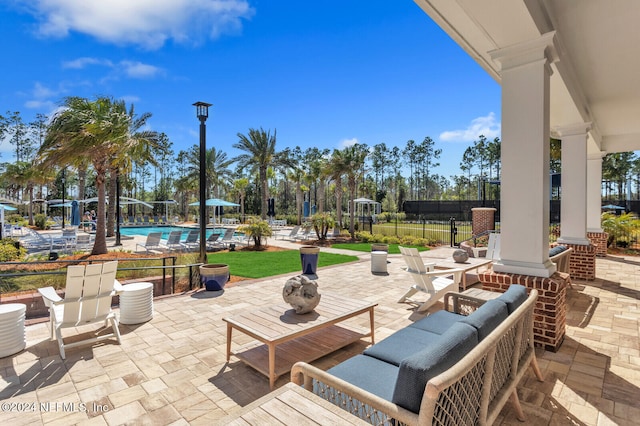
[38,261,123,359]
[486,232,501,261]
[398,246,463,313]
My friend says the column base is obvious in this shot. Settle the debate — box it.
[559,242,596,280]
[479,270,570,352]
[587,231,608,257]
[492,259,557,278]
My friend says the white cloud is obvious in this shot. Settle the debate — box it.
[62,57,113,69]
[120,61,162,79]
[29,0,255,49]
[339,137,359,148]
[24,82,62,112]
[439,112,501,143]
[62,57,162,80]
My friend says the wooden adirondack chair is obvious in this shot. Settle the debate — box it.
[398,246,463,312]
[38,261,122,359]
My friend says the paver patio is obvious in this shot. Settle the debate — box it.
[0,244,638,425]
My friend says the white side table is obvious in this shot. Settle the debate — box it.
[119,282,154,325]
[0,303,26,358]
[371,251,388,274]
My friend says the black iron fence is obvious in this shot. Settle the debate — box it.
[0,256,204,299]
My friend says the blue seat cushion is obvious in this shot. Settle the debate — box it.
[549,245,567,257]
[409,310,463,334]
[496,284,528,314]
[460,299,508,341]
[391,322,478,413]
[364,327,442,366]
[327,354,399,402]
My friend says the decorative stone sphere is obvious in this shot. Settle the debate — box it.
[283,275,321,314]
[452,249,469,263]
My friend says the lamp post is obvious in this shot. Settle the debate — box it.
[194,101,212,265]
[61,168,66,229]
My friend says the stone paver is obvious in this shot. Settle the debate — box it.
[0,237,638,425]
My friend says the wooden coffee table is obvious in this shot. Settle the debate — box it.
[218,383,368,425]
[223,293,376,389]
[434,257,493,290]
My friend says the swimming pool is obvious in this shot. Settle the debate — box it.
[120,226,223,240]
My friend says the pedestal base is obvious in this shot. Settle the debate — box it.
[479,270,570,352]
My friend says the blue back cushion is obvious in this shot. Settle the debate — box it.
[409,310,463,335]
[497,284,528,314]
[364,327,442,366]
[327,354,400,402]
[549,245,567,257]
[459,299,508,341]
[391,322,478,413]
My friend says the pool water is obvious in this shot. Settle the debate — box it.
[120,226,224,240]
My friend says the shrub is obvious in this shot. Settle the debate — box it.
[355,231,374,242]
[6,214,25,224]
[0,238,26,261]
[311,212,335,240]
[238,218,272,247]
[382,235,400,244]
[34,214,48,230]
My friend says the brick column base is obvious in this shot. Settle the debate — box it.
[479,270,570,352]
[561,243,596,280]
[587,231,608,257]
[471,207,497,236]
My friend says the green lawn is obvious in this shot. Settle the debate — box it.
[330,243,429,254]
[207,249,358,278]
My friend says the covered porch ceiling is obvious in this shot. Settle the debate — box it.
[414,0,640,156]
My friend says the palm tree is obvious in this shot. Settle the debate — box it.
[40,96,157,254]
[232,177,249,222]
[1,162,40,225]
[341,144,369,238]
[328,149,349,228]
[106,101,161,236]
[186,146,233,199]
[233,128,277,219]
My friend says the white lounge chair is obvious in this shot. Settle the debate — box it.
[398,246,463,313]
[161,230,184,252]
[181,230,200,251]
[206,233,221,250]
[278,225,300,240]
[38,261,123,359]
[136,232,163,253]
[217,228,247,248]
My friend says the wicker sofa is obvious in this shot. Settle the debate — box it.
[291,285,543,425]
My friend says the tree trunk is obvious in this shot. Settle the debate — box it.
[335,181,343,228]
[318,179,325,213]
[260,167,268,219]
[348,179,356,239]
[296,182,303,225]
[91,171,108,255]
[107,168,116,237]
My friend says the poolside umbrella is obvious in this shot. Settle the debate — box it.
[189,199,240,224]
[71,200,80,226]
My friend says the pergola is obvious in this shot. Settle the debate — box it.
[414,0,640,277]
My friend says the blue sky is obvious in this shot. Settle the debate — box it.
[0,0,501,177]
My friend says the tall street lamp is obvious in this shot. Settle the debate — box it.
[194,101,212,265]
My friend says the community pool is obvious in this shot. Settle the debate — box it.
[120,226,224,240]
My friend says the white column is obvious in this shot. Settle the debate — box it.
[587,153,606,232]
[556,123,591,245]
[489,32,558,277]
